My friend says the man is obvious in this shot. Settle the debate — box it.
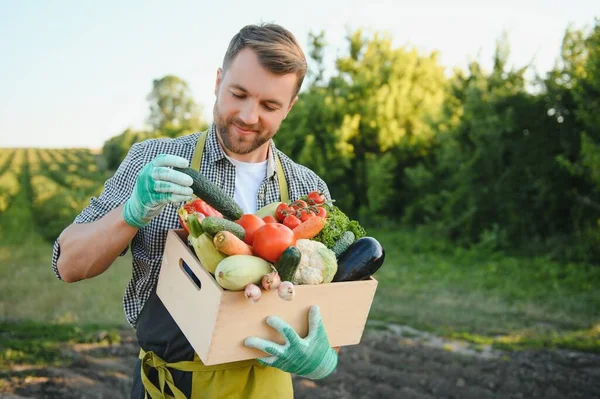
[53,23,338,398]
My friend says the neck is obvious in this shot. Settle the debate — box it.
[217,136,270,163]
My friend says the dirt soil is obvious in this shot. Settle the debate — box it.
[1,325,599,399]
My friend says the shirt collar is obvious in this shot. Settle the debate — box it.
[205,123,278,178]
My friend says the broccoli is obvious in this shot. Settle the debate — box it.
[311,203,366,248]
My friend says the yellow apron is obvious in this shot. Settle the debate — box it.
[138,131,292,398]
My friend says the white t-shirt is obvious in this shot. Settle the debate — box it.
[225,155,267,214]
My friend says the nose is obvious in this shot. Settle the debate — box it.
[238,101,259,126]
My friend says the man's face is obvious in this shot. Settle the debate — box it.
[213,48,298,157]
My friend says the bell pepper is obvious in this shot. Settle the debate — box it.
[177,197,223,233]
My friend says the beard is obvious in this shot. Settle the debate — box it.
[213,101,277,155]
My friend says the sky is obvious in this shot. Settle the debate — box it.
[0,0,597,149]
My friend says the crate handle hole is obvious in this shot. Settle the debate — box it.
[180,259,202,290]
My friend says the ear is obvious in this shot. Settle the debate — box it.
[214,68,224,96]
[284,95,298,119]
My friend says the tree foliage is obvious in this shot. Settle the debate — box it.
[102,76,208,169]
[101,20,600,263]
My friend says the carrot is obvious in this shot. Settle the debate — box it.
[293,216,326,240]
[213,231,253,256]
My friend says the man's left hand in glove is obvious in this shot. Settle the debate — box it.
[244,305,338,380]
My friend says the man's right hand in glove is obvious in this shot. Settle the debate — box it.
[123,154,194,228]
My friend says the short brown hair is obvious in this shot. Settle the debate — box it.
[223,23,307,97]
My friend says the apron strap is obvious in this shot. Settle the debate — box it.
[139,349,258,398]
[275,155,289,204]
[190,130,289,203]
[190,131,207,172]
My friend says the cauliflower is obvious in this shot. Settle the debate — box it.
[292,239,338,285]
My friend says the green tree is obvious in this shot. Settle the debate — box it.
[102,128,155,170]
[547,19,600,261]
[279,29,448,219]
[147,75,207,137]
[103,75,208,169]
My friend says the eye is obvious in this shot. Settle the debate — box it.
[231,92,245,99]
[263,104,277,112]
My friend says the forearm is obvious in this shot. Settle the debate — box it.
[56,205,137,282]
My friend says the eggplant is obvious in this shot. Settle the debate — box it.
[332,237,385,282]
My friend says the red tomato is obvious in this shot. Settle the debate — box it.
[291,200,308,210]
[300,211,317,222]
[276,203,293,222]
[235,214,266,246]
[252,223,296,262]
[315,206,327,219]
[307,191,326,205]
[283,214,302,229]
[262,215,278,224]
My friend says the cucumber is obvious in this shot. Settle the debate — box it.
[201,216,245,240]
[174,167,244,220]
[215,255,273,291]
[275,246,302,282]
[331,231,355,258]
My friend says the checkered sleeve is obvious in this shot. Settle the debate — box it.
[316,175,332,202]
[51,142,148,280]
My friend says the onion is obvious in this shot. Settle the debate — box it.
[244,283,262,303]
[261,269,281,291]
[277,281,295,301]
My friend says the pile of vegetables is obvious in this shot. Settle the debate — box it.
[174,167,385,304]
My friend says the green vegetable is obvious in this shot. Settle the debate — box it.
[311,204,366,248]
[174,167,244,220]
[275,246,302,282]
[201,216,246,240]
[330,231,355,258]
[186,214,204,237]
[189,233,227,274]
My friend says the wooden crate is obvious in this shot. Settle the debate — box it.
[157,229,378,365]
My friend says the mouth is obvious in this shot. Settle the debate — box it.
[232,124,258,136]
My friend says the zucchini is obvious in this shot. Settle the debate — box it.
[174,167,244,220]
[188,233,227,274]
[201,216,246,240]
[275,246,302,282]
[215,255,273,291]
[330,231,355,258]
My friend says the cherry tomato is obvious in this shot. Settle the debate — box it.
[276,203,293,222]
[262,215,278,224]
[300,210,317,222]
[252,223,296,262]
[283,214,302,230]
[291,200,308,210]
[307,191,326,205]
[235,214,266,246]
[315,206,327,219]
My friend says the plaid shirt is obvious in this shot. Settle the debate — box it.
[52,124,331,327]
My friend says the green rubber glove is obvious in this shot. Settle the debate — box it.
[244,305,338,380]
[123,154,194,228]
